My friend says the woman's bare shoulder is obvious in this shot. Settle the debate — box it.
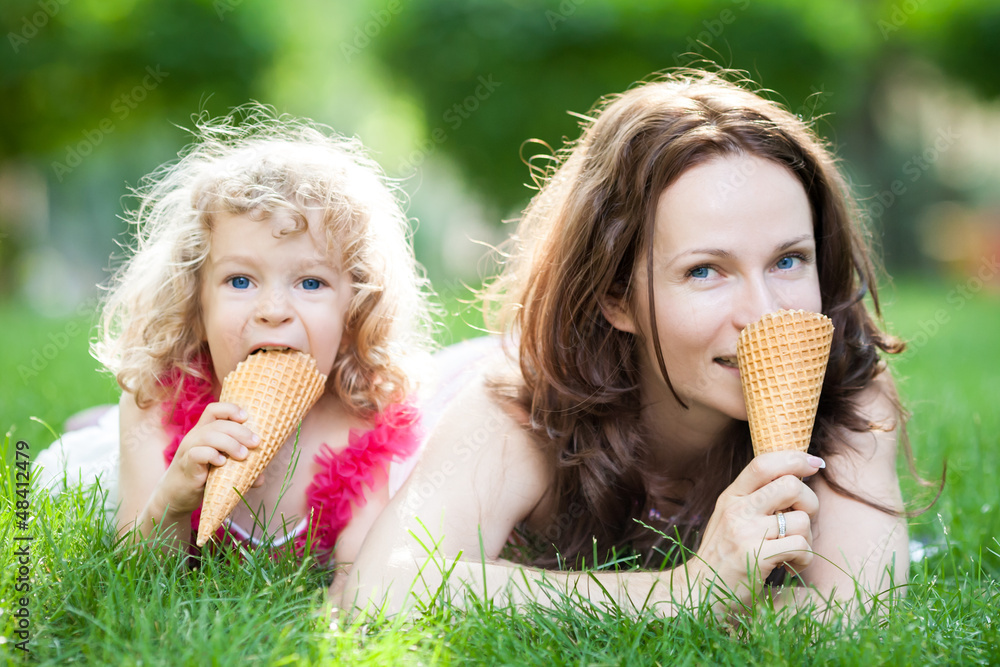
[427,373,549,479]
[830,367,902,467]
[408,373,554,551]
[854,367,901,427]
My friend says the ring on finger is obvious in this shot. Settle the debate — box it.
[776,511,786,539]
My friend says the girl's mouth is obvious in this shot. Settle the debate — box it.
[251,345,294,355]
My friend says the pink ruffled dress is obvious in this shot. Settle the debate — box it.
[160,364,422,563]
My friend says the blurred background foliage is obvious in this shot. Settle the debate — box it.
[1,0,999,315]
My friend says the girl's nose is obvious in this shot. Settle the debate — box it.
[255,288,293,324]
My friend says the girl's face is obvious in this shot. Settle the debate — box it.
[608,154,822,424]
[199,210,353,389]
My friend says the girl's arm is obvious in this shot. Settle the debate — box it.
[117,391,187,544]
[337,378,824,618]
[779,372,909,617]
[117,391,258,550]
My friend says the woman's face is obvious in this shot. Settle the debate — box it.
[608,154,822,423]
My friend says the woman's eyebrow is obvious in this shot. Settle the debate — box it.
[775,234,815,252]
[662,234,815,268]
[663,247,735,268]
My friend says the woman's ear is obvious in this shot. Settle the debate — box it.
[599,294,637,334]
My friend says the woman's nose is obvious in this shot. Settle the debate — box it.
[733,276,782,331]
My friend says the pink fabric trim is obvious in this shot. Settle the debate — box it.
[159,359,422,562]
[295,402,421,559]
[161,360,215,466]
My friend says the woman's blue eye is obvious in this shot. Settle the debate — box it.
[689,266,711,279]
[229,276,250,289]
[301,278,322,290]
[776,255,799,270]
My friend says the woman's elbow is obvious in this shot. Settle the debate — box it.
[336,545,420,620]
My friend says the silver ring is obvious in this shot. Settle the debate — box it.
[776,511,787,539]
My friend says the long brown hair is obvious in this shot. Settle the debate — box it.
[486,69,916,568]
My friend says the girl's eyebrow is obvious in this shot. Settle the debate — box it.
[212,254,257,266]
[212,253,334,269]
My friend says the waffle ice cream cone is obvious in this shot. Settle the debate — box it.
[737,309,834,457]
[196,350,327,547]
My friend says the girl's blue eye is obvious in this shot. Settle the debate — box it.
[689,266,711,279]
[229,276,250,289]
[301,278,322,290]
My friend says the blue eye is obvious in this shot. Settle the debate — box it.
[688,266,711,279]
[229,276,251,289]
[301,278,322,290]
[776,255,800,270]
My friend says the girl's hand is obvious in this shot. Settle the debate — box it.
[691,451,824,608]
[159,402,260,513]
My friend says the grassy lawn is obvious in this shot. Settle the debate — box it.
[2,279,998,664]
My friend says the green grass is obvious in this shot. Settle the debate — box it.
[2,280,999,665]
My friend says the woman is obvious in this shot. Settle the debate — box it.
[337,70,912,619]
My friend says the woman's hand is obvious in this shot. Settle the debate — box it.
[692,450,824,608]
[158,402,260,513]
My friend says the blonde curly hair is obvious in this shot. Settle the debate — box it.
[94,105,433,417]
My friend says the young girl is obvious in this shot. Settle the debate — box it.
[342,69,923,620]
[47,108,434,565]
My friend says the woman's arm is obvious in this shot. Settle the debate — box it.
[779,372,909,616]
[337,377,825,619]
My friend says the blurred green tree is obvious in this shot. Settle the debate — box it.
[367,0,880,212]
[366,0,999,270]
[0,0,280,299]
[1,0,277,157]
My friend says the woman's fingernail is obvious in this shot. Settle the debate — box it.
[239,446,248,458]
[807,455,826,469]
[251,434,260,445]
[238,409,248,421]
